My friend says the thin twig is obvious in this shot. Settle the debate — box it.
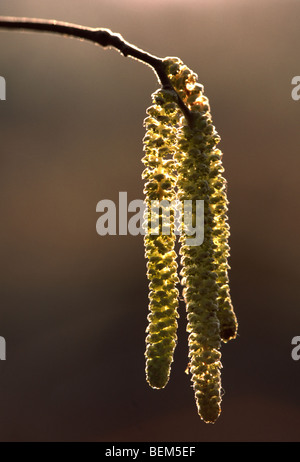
[0,16,194,124]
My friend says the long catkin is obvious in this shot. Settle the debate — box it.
[142,89,180,389]
[164,58,237,422]
[142,57,238,422]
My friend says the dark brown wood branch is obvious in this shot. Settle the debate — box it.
[0,16,194,124]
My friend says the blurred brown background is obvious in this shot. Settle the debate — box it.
[0,0,300,442]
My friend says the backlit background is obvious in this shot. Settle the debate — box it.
[0,0,300,442]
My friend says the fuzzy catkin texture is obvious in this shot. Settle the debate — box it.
[142,89,180,389]
[177,120,223,423]
[163,58,238,423]
[209,147,238,342]
[164,57,237,343]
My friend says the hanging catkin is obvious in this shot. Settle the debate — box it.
[142,57,238,423]
[142,88,180,389]
[164,57,237,343]
[163,58,237,422]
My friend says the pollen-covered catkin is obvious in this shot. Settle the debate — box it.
[162,58,238,422]
[142,57,237,422]
[164,58,237,342]
[142,89,180,389]
[209,147,238,341]
[176,117,223,423]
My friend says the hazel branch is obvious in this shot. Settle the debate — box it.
[0,16,193,124]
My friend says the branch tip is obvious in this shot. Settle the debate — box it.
[0,15,193,125]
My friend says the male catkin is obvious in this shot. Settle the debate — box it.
[143,57,237,423]
[164,57,237,345]
[142,89,180,389]
[166,57,237,422]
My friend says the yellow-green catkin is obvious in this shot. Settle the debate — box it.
[177,115,223,424]
[142,89,180,389]
[209,145,238,342]
[163,58,238,423]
